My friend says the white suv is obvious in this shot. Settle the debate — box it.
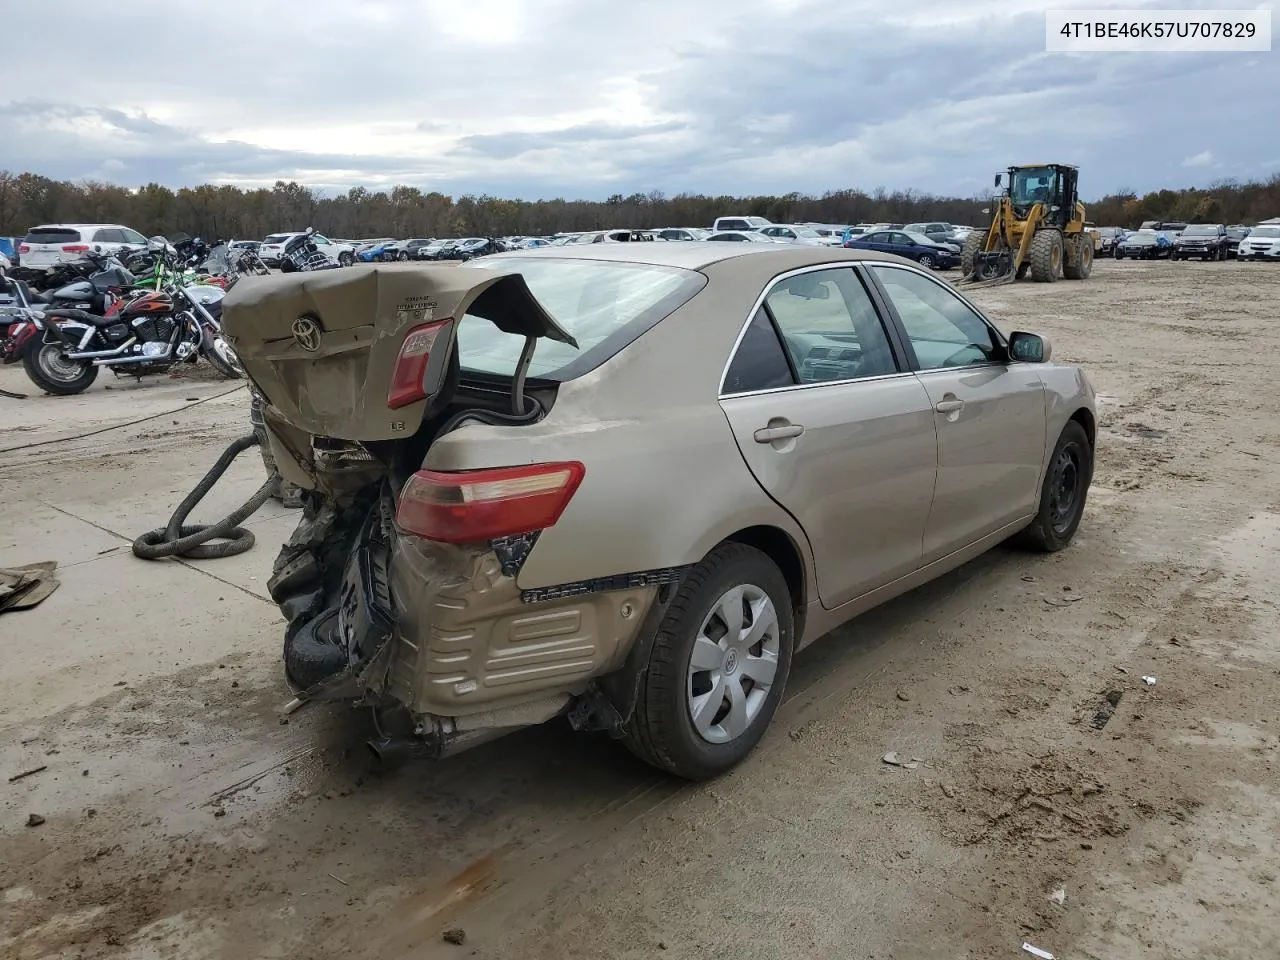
[711,216,773,232]
[18,223,150,269]
[1239,224,1280,260]
[258,232,356,268]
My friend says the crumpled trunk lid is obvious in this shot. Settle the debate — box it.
[221,264,576,441]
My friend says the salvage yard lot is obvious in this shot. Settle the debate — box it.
[2,258,1279,959]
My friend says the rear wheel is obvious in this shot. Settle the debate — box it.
[1029,230,1064,282]
[23,341,98,395]
[1016,420,1093,552]
[624,543,794,780]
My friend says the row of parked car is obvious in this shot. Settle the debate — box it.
[1098,221,1280,261]
[249,218,984,271]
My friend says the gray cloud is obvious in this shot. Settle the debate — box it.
[1,0,1276,199]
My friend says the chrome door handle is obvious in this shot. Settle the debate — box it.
[754,424,805,443]
[934,399,965,413]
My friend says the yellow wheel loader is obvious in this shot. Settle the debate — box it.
[960,164,1098,287]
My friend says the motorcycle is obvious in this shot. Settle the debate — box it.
[11,253,243,395]
[279,228,343,273]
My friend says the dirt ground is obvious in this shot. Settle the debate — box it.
[2,257,1279,960]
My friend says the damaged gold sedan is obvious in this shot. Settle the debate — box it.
[222,244,1096,780]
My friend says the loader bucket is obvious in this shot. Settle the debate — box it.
[959,250,1015,288]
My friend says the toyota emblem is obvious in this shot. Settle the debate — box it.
[292,316,322,352]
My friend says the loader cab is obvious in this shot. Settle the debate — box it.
[998,164,1079,227]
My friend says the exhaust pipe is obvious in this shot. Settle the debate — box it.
[365,737,431,764]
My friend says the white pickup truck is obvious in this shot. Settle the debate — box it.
[258,232,357,268]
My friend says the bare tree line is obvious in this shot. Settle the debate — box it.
[1,170,1277,242]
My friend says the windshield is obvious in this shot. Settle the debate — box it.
[1250,226,1280,238]
[1127,233,1156,243]
[792,228,822,239]
[454,258,705,379]
[904,231,941,245]
[1183,226,1218,236]
[1009,167,1056,205]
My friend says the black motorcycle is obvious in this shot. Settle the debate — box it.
[279,228,343,273]
[18,266,241,395]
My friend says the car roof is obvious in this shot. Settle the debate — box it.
[487,242,911,272]
[31,222,130,230]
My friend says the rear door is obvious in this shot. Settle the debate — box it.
[719,265,937,608]
[865,263,1047,560]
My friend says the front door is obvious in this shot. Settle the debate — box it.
[719,266,938,608]
[866,263,1048,561]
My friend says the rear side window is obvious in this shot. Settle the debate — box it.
[454,258,706,380]
[718,219,749,231]
[24,227,82,244]
[722,308,796,394]
[764,268,898,383]
[93,228,126,243]
[263,234,292,244]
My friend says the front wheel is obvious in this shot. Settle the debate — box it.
[22,340,99,395]
[1016,420,1093,552]
[201,328,244,379]
[623,542,794,780]
[338,252,354,267]
[917,253,936,269]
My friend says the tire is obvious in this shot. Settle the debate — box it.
[279,259,296,273]
[1218,246,1228,262]
[960,231,985,278]
[917,253,936,269]
[1063,236,1093,279]
[398,251,410,261]
[624,543,795,780]
[201,328,244,379]
[1114,249,1124,260]
[338,252,354,267]
[22,340,99,395]
[284,607,348,691]
[1029,231,1063,282]
[1016,420,1093,552]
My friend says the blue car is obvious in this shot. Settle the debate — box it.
[843,229,959,270]
[356,241,394,263]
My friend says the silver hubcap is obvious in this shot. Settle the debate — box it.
[686,584,780,744]
[38,345,85,382]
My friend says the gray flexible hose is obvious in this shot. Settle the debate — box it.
[132,434,279,560]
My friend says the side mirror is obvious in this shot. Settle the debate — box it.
[994,173,1003,188]
[1009,331,1051,363]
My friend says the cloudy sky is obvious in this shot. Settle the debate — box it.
[2,0,1276,200]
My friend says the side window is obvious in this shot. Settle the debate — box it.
[870,266,1001,370]
[763,268,898,384]
[889,232,912,245]
[314,235,330,245]
[865,232,887,243]
[122,228,148,244]
[93,228,124,243]
[723,219,748,231]
[722,307,796,394]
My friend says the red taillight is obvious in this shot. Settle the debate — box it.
[395,462,585,543]
[387,319,451,410]
[18,244,29,254]
[62,244,89,253]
